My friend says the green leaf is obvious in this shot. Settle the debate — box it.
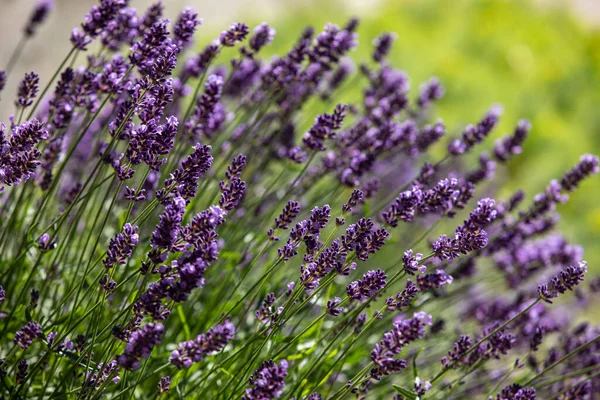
[412,347,425,380]
[392,385,418,400]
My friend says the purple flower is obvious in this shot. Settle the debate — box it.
[382,185,423,226]
[496,384,536,400]
[220,23,249,47]
[326,297,344,316]
[14,321,43,349]
[104,223,139,269]
[441,335,472,368]
[117,322,164,370]
[70,27,92,50]
[173,7,202,49]
[493,120,530,162]
[170,320,235,368]
[219,177,246,211]
[249,23,276,53]
[402,250,425,275]
[448,105,502,155]
[560,154,599,192]
[242,359,288,400]
[342,189,363,214]
[538,261,588,303]
[15,72,39,108]
[302,104,348,151]
[346,269,387,301]
[158,376,171,394]
[372,32,395,63]
[16,360,28,384]
[150,196,186,259]
[417,269,453,291]
[386,280,419,311]
[182,43,220,81]
[417,77,445,109]
[274,201,301,231]
[0,120,49,189]
[0,71,6,92]
[0,285,5,305]
[24,0,53,37]
[371,312,432,380]
[163,144,213,200]
[81,0,127,39]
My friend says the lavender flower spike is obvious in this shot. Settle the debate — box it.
[170,320,235,369]
[14,321,43,349]
[15,72,40,108]
[242,359,288,400]
[117,322,164,370]
[24,0,54,37]
[538,261,587,303]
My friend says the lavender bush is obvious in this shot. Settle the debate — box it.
[0,1,598,398]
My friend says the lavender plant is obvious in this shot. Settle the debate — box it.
[0,1,598,399]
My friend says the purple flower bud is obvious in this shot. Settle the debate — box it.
[342,189,363,214]
[386,280,419,311]
[249,23,276,53]
[448,105,502,155]
[560,154,599,192]
[372,32,396,63]
[220,23,249,47]
[496,384,536,400]
[170,320,235,369]
[104,223,139,269]
[538,261,587,303]
[346,269,387,301]
[15,72,39,108]
[417,269,453,291]
[173,8,202,49]
[274,201,301,231]
[25,0,53,37]
[243,359,288,400]
[14,321,43,349]
[117,323,164,370]
[417,77,445,109]
[326,297,344,316]
[494,120,530,162]
[158,376,171,394]
[402,250,425,275]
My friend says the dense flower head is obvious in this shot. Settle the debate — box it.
[150,196,186,258]
[104,223,139,269]
[386,280,419,311]
[371,312,432,380]
[372,32,395,62]
[81,0,127,39]
[15,72,39,108]
[173,7,202,48]
[14,321,43,349]
[448,105,502,155]
[346,269,387,301]
[25,0,53,37]
[538,261,588,303]
[303,104,348,151]
[170,320,235,368]
[249,23,276,53]
[402,250,424,275]
[560,154,599,192]
[220,22,250,46]
[243,359,288,400]
[496,384,537,400]
[117,323,164,370]
[163,144,213,200]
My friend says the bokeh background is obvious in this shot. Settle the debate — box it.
[1,0,599,267]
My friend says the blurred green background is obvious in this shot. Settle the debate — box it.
[255,0,600,269]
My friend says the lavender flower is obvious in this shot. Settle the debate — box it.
[117,323,164,370]
[103,224,139,269]
[326,297,344,316]
[386,280,419,311]
[24,0,53,37]
[150,196,186,258]
[402,250,425,275]
[496,384,536,400]
[0,71,6,92]
[342,189,363,214]
[538,261,588,303]
[242,360,288,400]
[220,23,250,47]
[158,376,171,394]
[173,8,202,49]
[493,119,530,162]
[417,77,445,109]
[371,312,432,380]
[448,105,502,155]
[170,320,235,368]
[372,32,395,63]
[0,286,5,305]
[16,360,28,384]
[81,0,127,39]
[14,321,43,349]
[15,72,39,108]
[560,154,599,192]
[417,269,453,291]
[302,104,348,151]
[163,144,213,200]
[249,23,276,53]
[346,269,387,301]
